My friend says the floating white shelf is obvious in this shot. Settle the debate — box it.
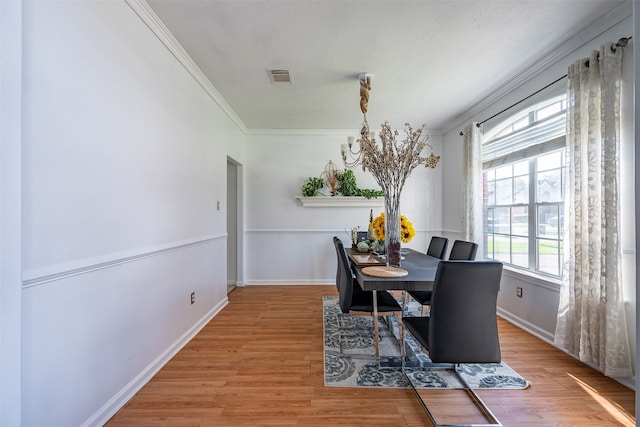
[296,196,384,207]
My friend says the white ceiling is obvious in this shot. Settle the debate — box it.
[147,0,625,131]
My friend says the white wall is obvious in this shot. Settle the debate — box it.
[17,1,245,425]
[441,12,636,382]
[244,130,443,284]
[634,0,639,414]
[0,1,24,425]
[3,1,635,425]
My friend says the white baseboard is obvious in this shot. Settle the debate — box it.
[246,280,333,285]
[497,307,636,391]
[81,297,229,427]
[497,307,555,344]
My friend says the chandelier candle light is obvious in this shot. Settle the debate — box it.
[341,73,440,267]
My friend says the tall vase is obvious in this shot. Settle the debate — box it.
[384,192,401,267]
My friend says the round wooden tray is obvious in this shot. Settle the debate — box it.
[362,266,408,278]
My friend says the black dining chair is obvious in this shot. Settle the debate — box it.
[405,236,449,316]
[448,239,478,260]
[333,236,403,359]
[426,236,449,259]
[333,236,362,293]
[402,260,504,427]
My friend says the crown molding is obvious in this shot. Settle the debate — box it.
[442,0,632,135]
[247,128,359,137]
[125,0,631,138]
[125,0,248,134]
[246,127,442,137]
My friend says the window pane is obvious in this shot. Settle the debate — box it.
[537,151,561,171]
[486,233,495,257]
[487,208,494,233]
[538,239,560,275]
[511,236,528,267]
[513,160,528,176]
[511,206,528,237]
[495,165,512,179]
[513,175,529,204]
[538,205,560,239]
[493,235,510,263]
[495,178,512,205]
[486,169,495,181]
[537,102,562,120]
[486,181,495,205]
[494,207,510,234]
[495,127,511,138]
[513,116,529,132]
[537,169,562,202]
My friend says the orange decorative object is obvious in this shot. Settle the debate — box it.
[321,160,338,196]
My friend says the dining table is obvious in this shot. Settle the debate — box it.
[348,247,440,293]
[347,247,441,365]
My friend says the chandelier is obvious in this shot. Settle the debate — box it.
[340,73,440,172]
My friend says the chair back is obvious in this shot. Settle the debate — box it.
[332,237,354,313]
[448,240,478,260]
[332,236,342,292]
[429,260,503,363]
[426,236,449,259]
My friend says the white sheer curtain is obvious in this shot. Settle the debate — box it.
[461,122,483,257]
[554,43,632,377]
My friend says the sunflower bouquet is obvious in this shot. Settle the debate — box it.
[370,212,415,243]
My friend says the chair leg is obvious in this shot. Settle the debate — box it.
[372,291,380,359]
[373,314,380,359]
[397,312,404,361]
[403,291,410,314]
[401,363,502,427]
[454,365,502,426]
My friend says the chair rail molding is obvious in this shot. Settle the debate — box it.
[23,233,226,288]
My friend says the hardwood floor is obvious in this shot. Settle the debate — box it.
[107,285,635,426]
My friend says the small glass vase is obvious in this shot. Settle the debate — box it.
[384,194,401,267]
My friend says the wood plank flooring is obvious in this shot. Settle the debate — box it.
[107,285,635,426]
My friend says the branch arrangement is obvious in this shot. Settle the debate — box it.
[360,121,440,195]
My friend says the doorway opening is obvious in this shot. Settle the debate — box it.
[227,157,243,294]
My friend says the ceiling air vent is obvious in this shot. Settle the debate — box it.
[267,68,293,84]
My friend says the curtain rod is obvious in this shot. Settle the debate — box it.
[468,36,632,131]
[475,74,567,128]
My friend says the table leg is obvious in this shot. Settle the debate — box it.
[372,290,379,359]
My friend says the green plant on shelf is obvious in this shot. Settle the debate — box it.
[301,177,326,197]
[335,170,384,199]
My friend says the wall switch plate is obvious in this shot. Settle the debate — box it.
[516,287,523,298]
[190,292,195,304]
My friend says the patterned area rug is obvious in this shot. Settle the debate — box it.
[323,295,531,389]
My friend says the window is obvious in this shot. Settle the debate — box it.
[483,97,566,277]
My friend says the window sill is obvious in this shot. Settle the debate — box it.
[295,196,384,208]
[501,265,561,292]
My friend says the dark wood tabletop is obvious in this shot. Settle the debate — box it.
[348,247,440,292]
